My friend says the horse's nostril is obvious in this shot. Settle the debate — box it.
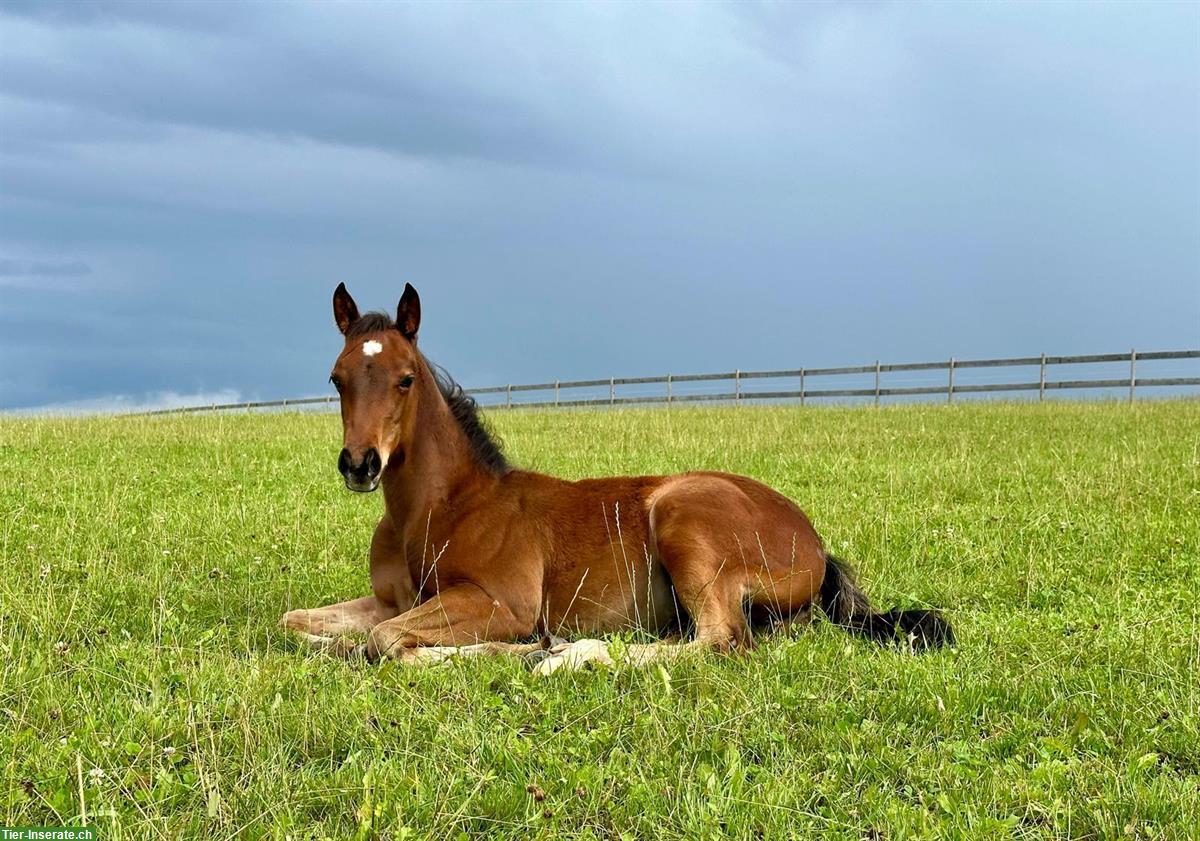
[338,448,353,476]
[365,448,382,477]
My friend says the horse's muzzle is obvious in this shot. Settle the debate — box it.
[339,447,382,493]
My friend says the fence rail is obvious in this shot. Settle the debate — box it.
[142,349,1200,416]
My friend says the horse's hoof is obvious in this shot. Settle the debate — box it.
[532,639,614,676]
[279,609,309,631]
[334,640,368,660]
[522,648,553,668]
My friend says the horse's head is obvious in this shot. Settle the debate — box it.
[329,282,423,493]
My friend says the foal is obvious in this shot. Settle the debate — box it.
[281,283,952,670]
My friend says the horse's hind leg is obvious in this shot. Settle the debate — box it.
[534,565,749,673]
[646,481,757,652]
[532,515,755,675]
[648,474,825,651]
[534,478,822,676]
[655,546,753,652]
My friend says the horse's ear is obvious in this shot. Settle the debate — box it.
[396,283,420,341]
[333,282,360,335]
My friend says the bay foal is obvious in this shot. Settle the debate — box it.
[281,283,952,670]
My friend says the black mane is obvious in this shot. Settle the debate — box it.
[429,363,510,476]
[344,312,397,338]
[346,311,510,475]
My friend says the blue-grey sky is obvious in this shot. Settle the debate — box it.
[2,0,1197,411]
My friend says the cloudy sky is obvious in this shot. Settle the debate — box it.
[1,0,1197,411]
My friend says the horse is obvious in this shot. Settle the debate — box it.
[280,283,953,672]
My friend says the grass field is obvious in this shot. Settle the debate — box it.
[1,401,1197,839]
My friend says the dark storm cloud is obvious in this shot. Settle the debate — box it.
[1,1,598,169]
[0,1,1197,411]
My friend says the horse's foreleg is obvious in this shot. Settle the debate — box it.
[389,639,561,666]
[532,638,704,675]
[280,595,398,653]
[365,583,531,662]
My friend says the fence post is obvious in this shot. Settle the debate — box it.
[667,374,673,406]
[735,369,741,406]
[799,368,805,406]
[874,360,881,407]
[506,384,512,409]
[947,358,955,404]
[554,380,560,407]
[1039,353,1046,402]
[609,377,615,405]
[1129,349,1137,404]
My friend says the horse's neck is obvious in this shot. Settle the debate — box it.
[381,385,481,530]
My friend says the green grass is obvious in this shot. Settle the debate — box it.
[1,401,1198,840]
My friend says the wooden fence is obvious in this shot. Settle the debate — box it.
[143,349,1200,415]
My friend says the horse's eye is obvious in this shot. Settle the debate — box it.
[397,375,414,390]
[330,375,343,391]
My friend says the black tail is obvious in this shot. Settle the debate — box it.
[819,555,955,651]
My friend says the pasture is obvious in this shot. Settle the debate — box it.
[1,401,1197,839]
